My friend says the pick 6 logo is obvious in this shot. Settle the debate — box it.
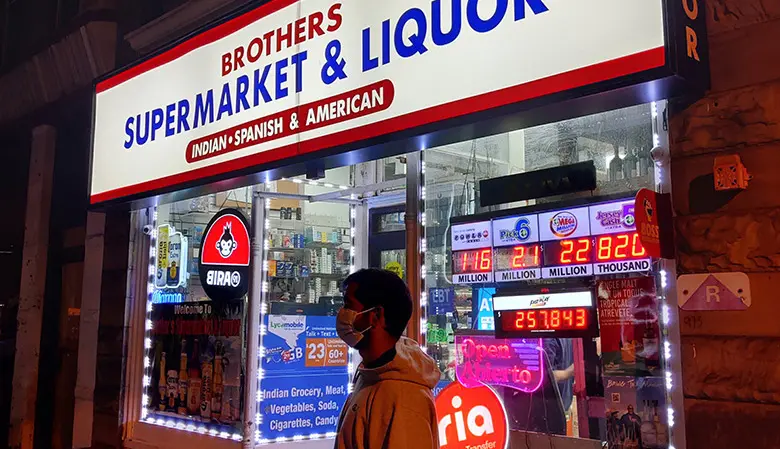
[436,381,508,449]
[198,208,251,302]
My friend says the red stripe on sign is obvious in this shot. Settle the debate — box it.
[95,0,299,94]
[90,47,666,204]
[186,80,395,164]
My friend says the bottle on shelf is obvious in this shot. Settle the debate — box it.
[609,146,624,181]
[641,400,657,446]
[166,368,178,411]
[212,341,225,420]
[158,350,167,411]
[200,353,213,420]
[177,339,189,415]
[643,323,660,369]
[654,400,668,445]
[187,339,202,415]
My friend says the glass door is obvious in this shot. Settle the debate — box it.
[368,205,406,280]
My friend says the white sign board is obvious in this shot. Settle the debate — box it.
[678,272,751,311]
[452,221,492,251]
[91,0,665,203]
[493,291,593,311]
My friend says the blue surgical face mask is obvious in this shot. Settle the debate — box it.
[336,307,375,348]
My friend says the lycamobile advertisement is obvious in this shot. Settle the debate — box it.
[259,314,349,440]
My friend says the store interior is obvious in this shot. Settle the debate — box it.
[144,102,667,447]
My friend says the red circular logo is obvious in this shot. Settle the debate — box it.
[436,381,508,449]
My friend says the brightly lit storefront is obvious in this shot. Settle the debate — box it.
[89,1,707,448]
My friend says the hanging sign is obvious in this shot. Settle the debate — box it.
[455,334,544,393]
[436,381,508,449]
[198,209,251,302]
[635,189,674,259]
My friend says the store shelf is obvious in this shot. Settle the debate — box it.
[270,273,348,280]
[306,241,349,249]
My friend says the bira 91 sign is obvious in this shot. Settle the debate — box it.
[198,208,251,302]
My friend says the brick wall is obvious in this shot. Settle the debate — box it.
[670,1,780,447]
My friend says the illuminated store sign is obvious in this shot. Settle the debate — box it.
[90,0,665,204]
[449,198,653,284]
[493,290,598,339]
[436,381,508,449]
[198,209,251,302]
[155,225,189,289]
[455,334,543,394]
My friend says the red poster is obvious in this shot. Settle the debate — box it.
[597,277,661,377]
[634,189,674,259]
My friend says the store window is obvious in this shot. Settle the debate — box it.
[422,103,660,440]
[256,168,354,443]
[144,188,252,435]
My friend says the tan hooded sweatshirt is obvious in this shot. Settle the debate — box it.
[334,337,441,449]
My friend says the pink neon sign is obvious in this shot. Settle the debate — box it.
[455,334,544,393]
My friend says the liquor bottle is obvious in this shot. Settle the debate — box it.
[212,341,224,420]
[166,368,178,411]
[177,339,189,415]
[643,324,660,369]
[641,400,657,446]
[623,148,638,179]
[158,350,167,411]
[226,398,235,422]
[187,339,202,415]
[200,355,213,420]
[609,146,624,181]
[655,401,668,445]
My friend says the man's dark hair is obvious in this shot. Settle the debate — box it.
[343,268,412,339]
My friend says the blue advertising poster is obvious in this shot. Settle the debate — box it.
[430,287,455,315]
[472,288,496,331]
[433,380,452,397]
[259,314,350,439]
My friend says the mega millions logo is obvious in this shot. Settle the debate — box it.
[550,212,578,238]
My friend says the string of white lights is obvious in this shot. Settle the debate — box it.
[652,100,678,449]
[419,156,428,346]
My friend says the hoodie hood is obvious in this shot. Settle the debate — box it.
[357,337,440,389]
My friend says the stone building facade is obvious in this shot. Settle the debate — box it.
[671,1,780,448]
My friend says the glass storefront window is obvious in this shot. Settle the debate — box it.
[422,103,658,437]
[144,188,252,434]
[257,169,354,442]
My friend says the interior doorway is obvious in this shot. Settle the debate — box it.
[368,205,406,280]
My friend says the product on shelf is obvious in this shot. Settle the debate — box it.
[177,339,189,415]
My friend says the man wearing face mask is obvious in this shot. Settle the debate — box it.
[334,268,440,449]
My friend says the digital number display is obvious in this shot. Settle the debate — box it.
[452,248,493,274]
[542,239,593,266]
[494,244,542,271]
[594,232,646,261]
[500,308,589,332]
